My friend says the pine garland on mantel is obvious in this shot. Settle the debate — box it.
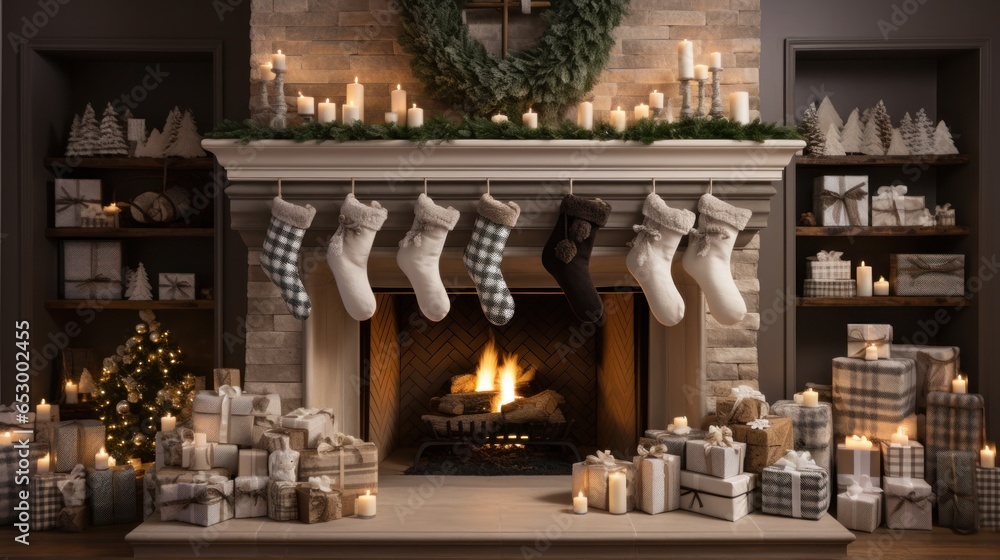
[206,116,802,146]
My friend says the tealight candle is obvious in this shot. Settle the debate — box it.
[36,399,51,423]
[874,275,890,296]
[65,380,78,404]
[982,445,996,469]
[318,98,337,123]
[390,84,407,126]
[522,108,538,129]
[710,51,722,69]
[857,261,873,297]
[161,413,176,432]
[802,388,819,407]
[296,92,314,116]
[952,375,968,394]
[407,103,424,128]
[343,101,361,125]
[890,426,909,446]
[728,92,750,124]
[95,447,110,470]
[577,101,593,130]
[673,416,688,429]
[270,49,286,71]
[0,432,11,446]
[573,490,588,514]
[608,471,627,514]
[845,435,872,450]
[38,453,50,474]
[491,114,509,124]
[864,344,879,361]
[677,39,694,79]
[793,392,804,404]
[694,64,709,81]
[649,90,664,110]
[610,106,627,132]
[634,103,650,120]
[102,203,121,227]
[346,76,365,122]
[358,489,377,518]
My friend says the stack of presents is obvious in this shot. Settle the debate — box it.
[573,324,997,533]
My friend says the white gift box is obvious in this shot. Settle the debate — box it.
[158,273,195,301]
[191,387,281,446]
[813,176,869,226]
[871,185,927,226]
[633,449,680,514]
[159,476,234,527]
[278,408,335,448]
[234,475,268,518]
[684,439,746,479]
[679,470,757,521]
[63,240,123,300]
[571,452,636,512]
[846,324,892,360]
[210,442,240,473]
[54,179,101,227]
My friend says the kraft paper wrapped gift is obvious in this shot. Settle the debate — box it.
[883,476,934,530]
[252,417,308,452]
[59,506,89,532]
[976,467,999,529]
[155,428,194,469]
[191,386,281,446]
[937,451,979,532]
[803,279,856,298]
[279,408,335,448]
[891,254,965,296]
[881,440,924,479]
[847,324,892,360]
[213,368,240,390]
[641,426,706,469]
[572,450,636,512]
[832,357,916,442]
[238,448,269,477]
[836,444,881,492]
[297,434,378,516]
[63,240,123,300]
[715,385,769,424]
[159,473,234,526]
[234,475,269,518]
[771,400,833,474]
[679,470,757,521]
[729,417,793,475]
[814,176,869,226]
[296,477,343,523]
[31,472,70,531]
[267,480,302,521]
[633,444,680,514]
[685,427,747,479]
[210,442,240,473]
[892,345,959,411]
[762,450,830,520]
[154,466,231,505]
[871,185,926,226]
[836,476,882,532]
[54,178,101,227]
[925,392,985,486]
[807,250,851,280]
[158,273,196,301]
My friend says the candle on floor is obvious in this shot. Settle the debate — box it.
[634,103,650,120]
[890,426,909,446]
[608,471,627,514]
[673,416,688,429]
[573,490,588,514]
[296,92,314,116]
[522,108,538,129]
[577,101,593,130]
[65,380,78,404]
[710,51,722,69]
[407,103,424,128]
[856,261,873,297]
[952,375,968,394]
[161,413,176,433]
[390,84,407,126]
[346,77,365,122]
[318,99,337,123]
[343,101,361,125]
[38,453,50,474]
[95,447,110,470]
[259,62,274,80]
[36,399,51,423]
[793,392,804,404]
[982,445,996,469]
[874,275,890,296]
[610,106,627,132]
[864,344,879,361]
[729,92,750,124]
[677,39,694,79]
[694,64,709,81]
[802,388,819,407]
[491,114,509,124]
[270,50,286,71]
[0,432,11,446]
[649,90,664,110]
[357,489,377,518]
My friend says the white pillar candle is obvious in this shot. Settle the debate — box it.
[522,108,538,129]
[890,426,909,446]
[36,399,51,423]
[346,77,365,123]
[390,84,407,126]
[343,101,361,125]
[259,62,274,81]
[802,388,819,407]
[677,39,694,79]
[610,106,627,132]
[38,453,50,474]
[296,92,314,116]
[385,111,399,124]
[865,344,879,361]
[649,90,664,110]
[573,491,588,514]
[845,435,873,450]
[491,114,509,124]
[103,203,121,227]
[634,103,650,120]
[193,432,208,447]
[793,392,804,404]
[95,447,110,470]
[577,101,593,130]
[270,50,286,71]
[161,413,176,432]
[710,51,722,69]
[65,381,78,404]
[694,64,709,81]
[952,375,968,394]
[318,99,337,123]
[874,275,890,296]
[357,489,377,518]
[856,261,873,297]
[981,445,996,469]
[0,432,11,446]
[673,416,688,429]
[608,471,627,514]
[407,103,424,128]
[107,456,117,468]
[729,92,750,124]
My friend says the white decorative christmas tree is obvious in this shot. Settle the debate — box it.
[163,110,207,158]
[839,108,864,154]
[66,114,82,157]
[861,118,885,156]
[97,103,129,156]
[886,128,911,156]
[872,100,893,153]
[823,123,844,155]
[816,96,843,137]
[933,120,959,155]
[77,103,101,157]
[860,107,873,126]
[134,128,166,158]
[125,262,153,301]
[899,112,917,152]
[799,102,825,156]
[161,107,183,154]
[78,368,96,395]
[911,109,935,155]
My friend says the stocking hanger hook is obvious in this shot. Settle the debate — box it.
[424,178,428,195]
[569,178,574,195]
[652,178,656,194]
[351,178,356,195]
[708,178,714,195]
[277,178,283,198]
[486,178,491,195]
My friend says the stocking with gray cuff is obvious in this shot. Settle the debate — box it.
[398,193,461,322]
[326,193,388,321]
[542,194,613,323]
[259,197,317,320]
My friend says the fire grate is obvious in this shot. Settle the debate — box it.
[414,418,580,466]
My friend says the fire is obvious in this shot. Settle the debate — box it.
[498,356,519,409]
[474,340,500,392]
[472,339,523,412]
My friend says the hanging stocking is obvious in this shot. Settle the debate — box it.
[326,194,388,321]
[259,197,317,320]
[681,193,752,326]
[463,194,521,326]
[397,193,461,322]
[626,193,696,327]
[541,194,612,322]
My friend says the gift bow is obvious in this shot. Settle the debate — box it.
[627,224,662,267]
[637,444,670,459]
[161,275,192,298]
[316,432,363,455]
[235,484,268,506]
[774,449,825,472]
[162,473,233,510]
[820,179,867,225]
[847,475,883,500]
[286,407,334,420]
[585,449,618,468]
[875,185,908,199]
[56,185,97,213]
[935,203,953,214]
[309,475,334,493]
[56,464,88,507]
[727,385,769,421]
[904,255,964,279]
[329,214,364,256]
[816,250,844,262]
[704,425,734,449]
[748,418,770,430]
[74,274,113,296]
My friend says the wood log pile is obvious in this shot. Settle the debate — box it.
[422,382,568,438]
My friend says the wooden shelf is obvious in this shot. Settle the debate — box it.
[796,296,968,307]
[795,154,970,166]
[46,227,215,238]
[44,156,215,170]
[796,226,969,237]
[45,300,214,310]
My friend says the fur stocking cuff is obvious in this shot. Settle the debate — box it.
[271,197,316,229]
[414,193,460,231]
[477,193,520,227]
[561,194,612,226]
[642,193,696,234]
[698,194,752,231]
[340,193,389,231]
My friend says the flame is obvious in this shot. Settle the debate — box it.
[474,340,500,392]
[498,355,519,410]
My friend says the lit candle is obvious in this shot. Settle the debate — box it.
[981,445,996,469]
[673,416,688,429]
[384,111,399,124]
[694,64,709,81]
[608,471,627,514]
[0,432,11,446]
[845,435,872,450]
[865,344,879,361]
[856,261,873,297]
[802,388,819,407]
[610,106,627,132]
[793,392,804,404]
[573,490,588,514]
[890,426,909,446]
[874,275,890,296]
[270,50,286,71]
[161,413,176,432]
[677,39,694,79]
[65,380,78,404]
[318,98,337,123]
[729,92,750,124]
[522,107,538,129]
[346,76,365,123]
[296,92,314,116]
[407,103,424,128]
[357,489,377,518]
[710,51,722,69]
[577,101,593,130]
[36,399,51,423]
[343,101,361,125]
[649,90,664,110]
[128,457,142,471]
[38,453,50,474]
[194,432,207,447]
[491,114,509,124]
[108,456,117,468]
[102,203,121,227]
[390,84,407,126]
[634,103,650,120]
[95,447,110,470]
[259,62,274,80]
[952,375,968,394]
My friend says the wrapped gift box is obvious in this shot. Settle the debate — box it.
[804,279,856,298]
[191,388,281,446]
[572,451,636,512]
[63,240,123,300]
[836,444,881,491]
[936,204,956,226]
[296,483,343,523]
[632,445,680,514]
[267,480,302,521]
[279,408,335,448]
[234,475,269,519]
[155,428,194,470]
[871,186,926,226]
[59,505,89,532]
[112,466,138,524]
[770,400,833,474]
[160,474,234,526]
[154,466,231,506]
[836,482,882,532]
[239,449,269,477]
[925,392,985,486]
[210,442,239,473]
[297,438,378,515]
[213,368,241,390]
[1,444,42,525]
[54,178,101,227]
[806,251,851,280]
[715,386,768,424]
[685,436,746,479]
[679,470,757,521]
[40,420,79,473]
[891,254,965,296]
[729,417,793,475]
[0,405,35,425]
[892,345,959,412]
[832,357,916,442]
[883,476,933,530]
[881,440,924,479]
[814,176,869,226]
[158,273,196,301]
[641,427,706,470]
[846,324,892,360]
[937,451,979,532]
[976,467,999,529]
[252,419,308,452]
[30,472,69,531]
[142,468,156,520]
[75,419,105,471]
[761,451,830,520]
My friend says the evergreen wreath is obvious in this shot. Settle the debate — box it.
[397,0,630,122]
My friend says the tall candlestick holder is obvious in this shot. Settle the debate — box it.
[696,78,708,117]
[270,68,288,129]
[255,78,272,124]
[709,67,725,119]
[679,78,694,119]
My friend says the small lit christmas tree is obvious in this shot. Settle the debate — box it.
[94,310,196,462]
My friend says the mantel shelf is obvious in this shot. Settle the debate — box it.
[796,226,969,237]
[46,228,215,238]
[795,154,970,166]
[45,300,214,310]
[796,296,968,307]
[45,156,215,170]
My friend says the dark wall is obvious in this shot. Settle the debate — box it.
[759,0,1000,436]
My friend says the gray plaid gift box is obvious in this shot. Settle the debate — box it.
[846,324,892,360]
[761,450,830,520]
[976,467,999,529]
[54,178,101,227]
[63,240,123,300]
[279,407,335,448]
[40,420,79,472]
[30,472,69,531]
[892,345,959,411]
[891,254,965,296]
[641,426,706,469]
[685,431,746,479]
[884,476,934,530]
[871,185,926,226]
[925,392,985,486]
[572,450,636,512]
[0,442,48,525]
[814,176,869,226]
[937,451,979,532]
[267,480,302,521]
[632,445,680,514]
[157,273,195,301]
[234,475,268,518]
[807,251,851,280]
[679,471,757,521]
[881,441,924,478]
[771,400,834,474]
[160,474,234,526]
[832,357,916,442]
[836,479,882,532]
[113,466,138,524]
[804,279,856,298]
[191,387,281,446]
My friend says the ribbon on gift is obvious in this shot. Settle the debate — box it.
[935,203,953,216]
[56,464,88,507]
[726,385,769,423]
[872,185,909,226]
[235,483,268,509]
[73,274,114,298]
[688,225,730,257]
[915,349,959,401]
[626,224,662,267]
[816,250,844,262]
[251,395,275,414]
[748,418,770,430]
[702,425,736,475]
[160,473,234,511]
[664,423,691,437]
[847,475,883,500]
[309,475,334,493]
[847,326,892,358]
[903,256,964,279]
[584,450,635,503]
[637,443,670,459]
[316,433,366,488]
[329,214,363,256]
[820,179,868,225]
[680,488,704,510]
[286,407,334,422]
[888,477,934,521]
[160,275,192,299]
[216,385,242,444]
[774,450,825,518]
[56,184,99,215]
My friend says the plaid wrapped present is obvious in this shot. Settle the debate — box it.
[806,251,851,280]
[891,254,965,296]
[762,450,830,520]
[252,419,308,452]
[234,475,269,518]
[296,434,378,515]
[267,480,302,521]
[871,185,925,226]
[192,386,281,446]
[685,427,746,479]
[892,345,959,411]
[832,357,916,442]
[641,426,706,469]
[881,441,924,478]
[814,176,869,226]
[804,279,856,298]
[925,392,985,486]
[63,240,123,300]
[976,467,999,529]
[847,324,892,360]
[633,444,680,514]
[279,407,335,448]
[297,477,343,523]
[884,476,934,530]
[113,466,138,524]
[59,506,88,532]
[937,451,979,532]
[31,472,69,531]
[155,428,194,470]
[836,444,881,491]
[572,450,636,512]
[771,400,833,473]
[158,273,196,301]
[239,448,269,477]
[716,385,768,424]
[836,476,882,532]
[729,417,793,474]
[160,473,235,526]
[40,420,79,473]
[679,470,757,521]
[210,442,240,473]
[54,178,101,227]
[1,442,49,525]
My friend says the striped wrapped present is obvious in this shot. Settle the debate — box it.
[937,451,979,532]
[892,345,959,412]
[632,444,680,514]
[881,440,924,478]
[297,435,378,516]
[976,467,1000,529]
[761,450,830,520]
[925,392,985,486]
[807,251,851,280]
[267,480,302,521]
[832,357,916,442]
[884,476,933,530]
[771,400,833,474]
[803,279,856,298]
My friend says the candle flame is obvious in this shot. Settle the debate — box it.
[277,49,282,54]
[957,374,964,381]
[578,491,584,498]
[617,106,621,111]
[349,100,354,106]
[366,489,371,496]
[528,108,533,113]
[397,84,401,90]
[413,103,417,108]
[166,412,172,418]
[861,261,865,266]
[298,91,303,97]
[99,447,106,454]
[653,89,658,93]
[354,76,359,83]
[879,275,885,281]
[40,399,46,405]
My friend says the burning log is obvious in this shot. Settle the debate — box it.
[500,389,563,423]
[450,367,535,394]
[422,413,503,437]
[432,391,499,416]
